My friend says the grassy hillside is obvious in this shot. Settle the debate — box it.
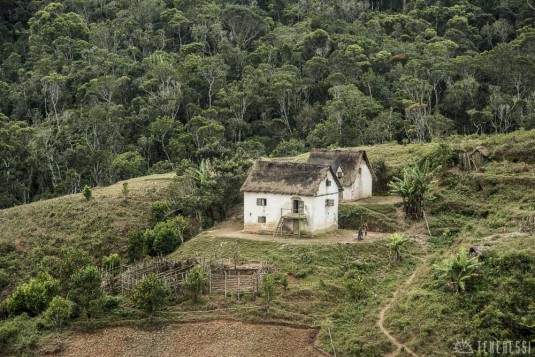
[170,235,422,356]
[2,130,535,356]
[0,173,175,291]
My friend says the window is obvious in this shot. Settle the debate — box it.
[326,179,331,187]
[358,168,362,175]
[325,199,335,207]
[256,198,267,206]
[337,171,343,178]
[258,216,266,223]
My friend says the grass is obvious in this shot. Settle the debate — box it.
[0,173,175,289]
[170,235,422,356]
[3,129,535,355]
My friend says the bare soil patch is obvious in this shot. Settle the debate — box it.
[56,320,323,357]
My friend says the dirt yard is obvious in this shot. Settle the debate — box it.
[56,320,324,357]
[202,217,388,244]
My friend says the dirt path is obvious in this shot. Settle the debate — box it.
[377,266,421,357]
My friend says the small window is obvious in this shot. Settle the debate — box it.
[258,216,266,223]
[358,168,362,175]
[337,171,343,178]
[256,198,267,206]
[326,179,331,187]
[325,199,335,207]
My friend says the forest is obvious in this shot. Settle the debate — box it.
[1,0,535,208]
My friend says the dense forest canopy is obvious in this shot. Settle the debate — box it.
[1,0,535,208]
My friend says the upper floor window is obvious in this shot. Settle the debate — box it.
[257,198,267,206]
[326,179,332,187]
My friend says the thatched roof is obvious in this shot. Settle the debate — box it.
[240,160,342,196]
[307,149,376,186]
[467,146,490,157]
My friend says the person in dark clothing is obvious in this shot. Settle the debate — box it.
[364,222,369,237]
[357,227,363,241]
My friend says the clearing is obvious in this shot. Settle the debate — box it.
[56,320,323,357]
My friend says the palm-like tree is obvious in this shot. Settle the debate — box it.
[433,247,483,293]
[389,159,438,220]
[387,233,410,261]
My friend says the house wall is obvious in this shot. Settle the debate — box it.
[243,171,340,234]
[343,161,373,201]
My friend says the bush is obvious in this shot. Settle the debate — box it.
[262,273,275,305]
[183,266,206,303]
[112,151,146,179]
[145,222,179,256]
[150,201,170,223]
[0,269,9,290]
[0,314,38,356]
[68,266,103,320]
[344,275,368,301]
[102,253,121,274]
[6,272,60,316]
[44,296,74,333]
[82,185,92,201]
[130,273,170,314]
[126,230,146,262]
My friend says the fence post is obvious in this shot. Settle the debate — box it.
[224,271,227,297]
[237,272,241,300]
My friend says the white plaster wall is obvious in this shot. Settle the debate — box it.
[243,170,340,234]
[343,162,373,201]
[311,170,340,232]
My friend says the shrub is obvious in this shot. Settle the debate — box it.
[59,247,93,285]
[44,296,74,334]
[68,266,103,320]
[6,272,60,316]
[150,201,170,223]
[386,233,410,262]
[126,230,146,262]
[121,182,129,203]
[147,222,179,255]
[344,275,368,301]
[183,266,206,303]
[130,273,170,314]
[0,269,9,290]
[0,314,38,356]
[112,151,145,179]
[82,185,92,201]
[433,247,483,293]
[102,253,121,275]
[262,273,275,305]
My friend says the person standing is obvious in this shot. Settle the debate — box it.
[357,226,363,241]
[364,222,369,238]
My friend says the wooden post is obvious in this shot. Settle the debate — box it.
[237,272,241,300]
[224,271,227,297]
[209,270,212,295]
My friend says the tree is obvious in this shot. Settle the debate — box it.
[386,233,410,261]
[130,273,170,314]
[388,159,438,220]
[183,266,206,302]
[126,230,146,263]
[68,266,103,320]
[82,185,92,201]
[44,296,74,340]
[433,247,483,293]
[221,6,268,49]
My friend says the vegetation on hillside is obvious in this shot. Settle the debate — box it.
[1,0,535,208]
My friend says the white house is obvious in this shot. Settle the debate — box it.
[240,160,343,236]
[307,149,375,201]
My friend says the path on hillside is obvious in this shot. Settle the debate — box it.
[377,264,422,357]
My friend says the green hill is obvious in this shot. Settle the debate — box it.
[1,131,535,356]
